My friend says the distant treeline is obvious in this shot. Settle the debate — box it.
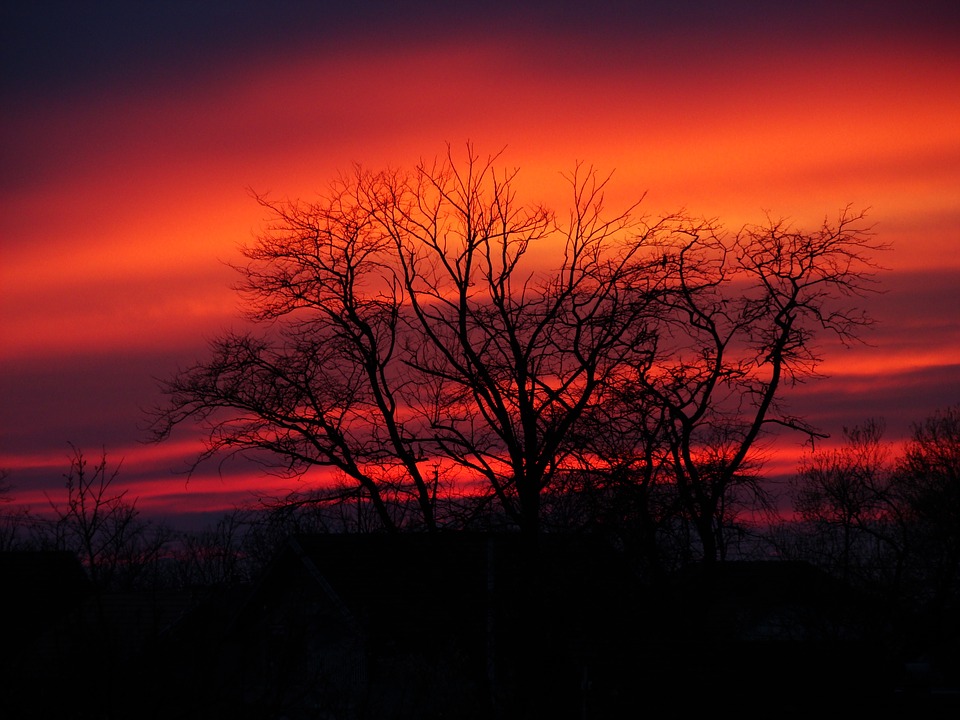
[1,404,958,605]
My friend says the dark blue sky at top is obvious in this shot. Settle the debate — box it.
[4,1,958,104]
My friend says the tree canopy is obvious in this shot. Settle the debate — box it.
[150,145,884,560]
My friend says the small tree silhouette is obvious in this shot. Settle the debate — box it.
[44,445,170,592]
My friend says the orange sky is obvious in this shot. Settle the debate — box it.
[2,1,958,525]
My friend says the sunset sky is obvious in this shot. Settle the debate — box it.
[2,1,958,527]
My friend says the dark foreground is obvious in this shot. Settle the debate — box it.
[3,534,958,719]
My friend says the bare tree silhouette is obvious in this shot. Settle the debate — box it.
[149,145,885,553]
[150,146,673,537]
[620,207,884,563]
[43,445,170,591]
[553,208,885,567]
[790,419,903,585]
